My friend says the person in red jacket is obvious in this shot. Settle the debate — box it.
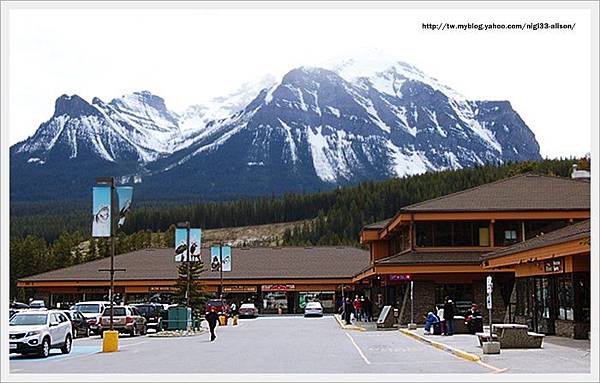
[353,295,363,321]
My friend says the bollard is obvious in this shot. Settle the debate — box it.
[102,331,119,352]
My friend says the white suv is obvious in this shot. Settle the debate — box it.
[9,310,73,358]
[72,301,111,335]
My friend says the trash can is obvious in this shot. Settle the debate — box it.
[168,306,192,330]
[218,314,228,326]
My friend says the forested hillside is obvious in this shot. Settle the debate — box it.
[9,158,586,298]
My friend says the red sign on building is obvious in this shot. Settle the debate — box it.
[261,284,295,291]
[388,274,412,281]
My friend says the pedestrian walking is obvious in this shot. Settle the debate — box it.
[205,306,219,341]
[343,297,353,325]
[443,296,455,336]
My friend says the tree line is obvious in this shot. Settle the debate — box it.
[9,157,586,299]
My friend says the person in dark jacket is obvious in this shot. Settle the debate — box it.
[363,296,372,322]
[443,297,455,336]
[205,307,219,341]
[343,298,354,325]
[465,303,483,334]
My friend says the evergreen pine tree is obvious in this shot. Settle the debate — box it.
[171,257,208,315]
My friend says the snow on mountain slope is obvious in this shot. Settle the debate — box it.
[10,57,542,200]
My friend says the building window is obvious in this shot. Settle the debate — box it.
[390,227,410,254]
[557,275,574,320]
[494,221,523,246]
[262,292,287,312]
[416,221,490,247]
[434,284,474,315]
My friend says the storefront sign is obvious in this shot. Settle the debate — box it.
[149,286,177,292]
[223,285,257,293]
[486,275,493,310]
[544,259,563,273]
[388,274,411,281]
[261,284,295,291]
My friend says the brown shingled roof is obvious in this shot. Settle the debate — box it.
[482,219,590,261]
[376,250,487,266]
[363,219,392,230]
[400,174,589,212]
[19,246,370,282]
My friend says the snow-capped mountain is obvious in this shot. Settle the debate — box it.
[10,58,541,201]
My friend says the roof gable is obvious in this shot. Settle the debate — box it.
[400,174,590,213]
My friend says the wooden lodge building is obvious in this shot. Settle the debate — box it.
[357,173,590,338]
[18,173,591,337]
[18,247,369,315]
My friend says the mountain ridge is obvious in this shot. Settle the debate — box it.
[10,58,542,201]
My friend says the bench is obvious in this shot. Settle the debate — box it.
[476,324,544,349]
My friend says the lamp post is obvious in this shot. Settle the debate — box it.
[219,241,224,300]
[176,222,191,308]
[95,177,126,332]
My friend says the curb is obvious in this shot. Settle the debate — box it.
[334,314,367,331]
[399,328,480,362]
[147,329,206,338]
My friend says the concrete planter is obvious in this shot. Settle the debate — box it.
[482,341,501,354]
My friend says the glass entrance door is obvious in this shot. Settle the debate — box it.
[533,277,555,334]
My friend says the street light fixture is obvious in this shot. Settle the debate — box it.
[95,177,126,333]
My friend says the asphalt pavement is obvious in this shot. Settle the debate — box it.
[8,316,505,374]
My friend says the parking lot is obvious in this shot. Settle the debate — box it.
[10,315,499,374]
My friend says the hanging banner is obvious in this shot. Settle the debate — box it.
[174,228,188,262]
[210,246,221,271]
[116,186,133,228]
[189,229,202,261]
[92,186,112,237]
[222,245,232,272]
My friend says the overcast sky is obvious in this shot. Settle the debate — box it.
[7,5,592,158]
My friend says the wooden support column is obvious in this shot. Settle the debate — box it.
[410,215,415,250]
[489,220,495,247]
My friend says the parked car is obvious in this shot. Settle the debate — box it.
[99,306,147,337]
[63,310,91,338]
[238,303,259,318]
[11,301,29,309]
[28,300,46,310]
[131,303,165,332]
[72,301,111,335]
[9,310,73,358]
[205,299,229,315]
[304,301,324,317]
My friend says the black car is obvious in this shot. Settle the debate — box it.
[64,310,91,338]
[131,303,165,332]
